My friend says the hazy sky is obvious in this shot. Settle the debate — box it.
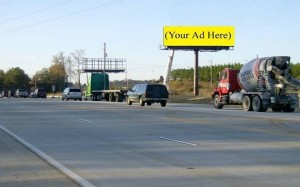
[1,0,300,82]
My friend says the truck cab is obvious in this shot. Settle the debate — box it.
[211,68,241,109]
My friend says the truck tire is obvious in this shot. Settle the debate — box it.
[105,93,109,101]
[242,95,253,111]
[252,95,267,112]
[282,105,295,112]
[115,94,120,102]
[271,105,282,112]
[109,94,116,102]
[126,96,132,105]
[160,101,166,107]
[92,94,96,101]
[139,97,145,106]
[213,95,223,109]
[116,94,124,102]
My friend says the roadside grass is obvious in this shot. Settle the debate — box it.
[168,80,213,104]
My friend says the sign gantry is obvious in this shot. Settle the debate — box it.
[80,58,126,73]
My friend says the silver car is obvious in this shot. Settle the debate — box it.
[62,87,82,101]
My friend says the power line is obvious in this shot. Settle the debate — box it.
[0,0,76,25]
[0,0,125,34]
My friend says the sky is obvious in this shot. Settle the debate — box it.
[1,0,300,83]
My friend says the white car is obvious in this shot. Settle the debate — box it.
[15,89,29,98]
[62,87,82,101]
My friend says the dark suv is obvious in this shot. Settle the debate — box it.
[126,84,169,107]
[33,88,47,99]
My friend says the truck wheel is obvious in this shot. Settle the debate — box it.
[97,95,102,101]
[213,95,223,109]
[139,97,145,106]
[160,101,166,107]
[252,95,266,112]
[105,93,109,101]
[109,94,116,102]
[242,95,253,111]
[126,97,132,105]
[116,94,120,102]
[282,106,295,112]
[116,94,124,102]
[271,105,282,112]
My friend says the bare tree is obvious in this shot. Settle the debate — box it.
[65,56,76,83]
[71,49,85,87]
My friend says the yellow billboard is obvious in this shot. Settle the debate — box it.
[163,26,234,47]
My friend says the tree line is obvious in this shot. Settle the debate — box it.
[0,49,85,93]
[2,57,300,93]
[170,62,300,83]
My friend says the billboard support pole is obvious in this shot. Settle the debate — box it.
[164,49,175,91]
[194,49,199,96]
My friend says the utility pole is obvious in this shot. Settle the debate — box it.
[125,62,128,88]
[194,49,199,96]
[78,58,81,88]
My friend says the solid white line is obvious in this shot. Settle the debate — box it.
[159,136,197,146]
[0,125,95,187]
[78,118,92,123]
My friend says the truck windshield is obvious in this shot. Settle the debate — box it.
[220,71,227,80]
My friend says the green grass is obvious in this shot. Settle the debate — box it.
[168,80,213,104]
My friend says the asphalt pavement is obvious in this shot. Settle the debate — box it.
[1,98,300,187]
[0,126,80,187]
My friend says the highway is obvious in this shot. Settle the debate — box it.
[1,98,300,187]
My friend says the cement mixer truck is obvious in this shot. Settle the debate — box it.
[211,56,300,112]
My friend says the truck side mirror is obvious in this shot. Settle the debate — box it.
[218,72,221,80]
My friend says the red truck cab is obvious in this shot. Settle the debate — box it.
[211,68,241,109]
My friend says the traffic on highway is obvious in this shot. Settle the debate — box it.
[1,1,300,187]
[1,98,300,187]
